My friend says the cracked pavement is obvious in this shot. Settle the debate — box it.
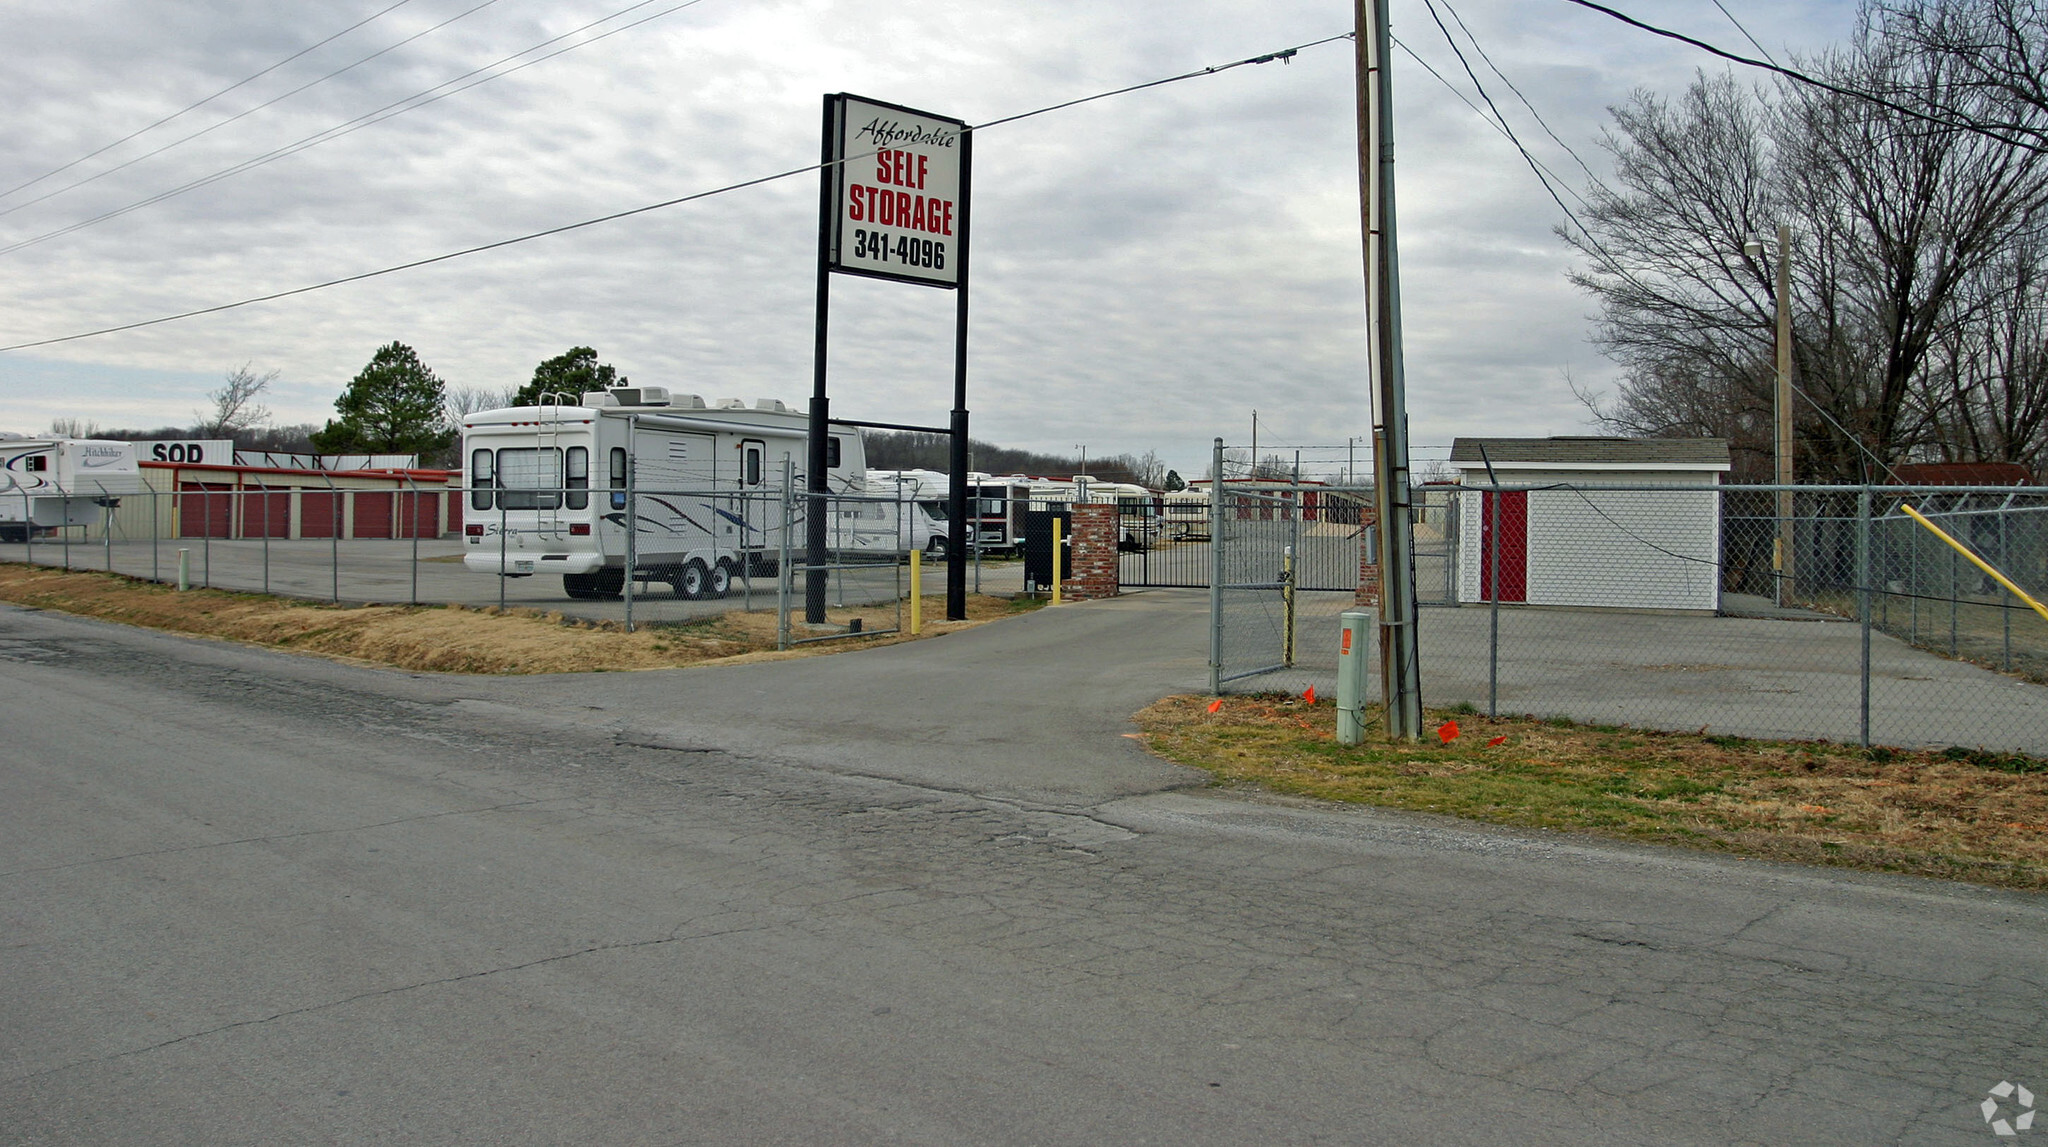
[2,590,2044,1144]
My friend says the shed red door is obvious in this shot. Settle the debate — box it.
[1479,489,1528,603]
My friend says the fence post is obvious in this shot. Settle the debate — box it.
[404,473,420,606]
[1858,486,1871,749]
[1282,545,1296,667]
[259,479,271,595]
[777,457,793,650]
[322,472,339,603]
[623,449,637,633]
[2001,504,2013,671]
[150,487,157,583]
[1208,437,1225,695]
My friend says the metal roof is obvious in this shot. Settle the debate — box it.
[1449,436,1730,468]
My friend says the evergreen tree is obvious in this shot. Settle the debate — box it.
[311,342,453,459]
[512,346,625,407]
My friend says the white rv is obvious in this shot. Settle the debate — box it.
[0,436,144,542]
[1006,475,1159,551]
[845,469,960,557]
[460,388,864,599]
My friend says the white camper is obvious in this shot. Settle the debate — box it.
[0,436,143,542]
[845,469,960,557]
[460,388,864,599]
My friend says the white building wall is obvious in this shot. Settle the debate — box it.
[1453,467,1722,611]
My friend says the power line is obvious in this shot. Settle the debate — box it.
[0,0,510,224]
[0,32,1346,354]
[0,0,707,258]
[1558,0,2048,153]
[0,0,420,205]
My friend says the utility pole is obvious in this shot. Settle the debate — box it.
[1774,222,1794,607]
[1356,0,1423,741]
[1745,224,1795,607]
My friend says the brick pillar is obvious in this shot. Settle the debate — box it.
[1061,503,1121,601]
[1356,503,1381,608]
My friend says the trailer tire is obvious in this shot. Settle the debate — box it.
[708,559,733,599]
[924,535,948,560]
[563,572,599,599]
[676,560,710,600]
[0,525,25,544]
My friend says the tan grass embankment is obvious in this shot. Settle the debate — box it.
[0,563,1034,674]
[1136,694,2048,891]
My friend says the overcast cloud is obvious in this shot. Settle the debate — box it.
[0,0,1858,478]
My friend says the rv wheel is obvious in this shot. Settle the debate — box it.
[708,560,734,599]
[563,572,598,599]
[676,560,710,600]
[924,535,948,560]
[0,525,24,544]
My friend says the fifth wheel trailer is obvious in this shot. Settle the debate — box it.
[0,436,144,542]
[460,388,864,599]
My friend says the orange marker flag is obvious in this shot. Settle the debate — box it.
[1206,699,1223,714]
[1486,735,1507,747]
[1437,720,1461,744]
[1303,686,1316,705]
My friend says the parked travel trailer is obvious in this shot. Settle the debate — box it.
[1006,475,1159,550]
[0,436,144,542]
[460,388,864,599]
[846,469,960,557]
[1161,489,1211,540]
[965,474,1033,555]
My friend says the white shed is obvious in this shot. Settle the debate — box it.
[1449,437,1731,612]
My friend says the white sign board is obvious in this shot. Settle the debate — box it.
[828,95,967,288]
[137,439,235,466]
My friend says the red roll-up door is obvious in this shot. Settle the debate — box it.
[300,491,341,538]
[178,483,233,539]
[396,488,441,538]
[351,491,393,538]
[244,488,291,538]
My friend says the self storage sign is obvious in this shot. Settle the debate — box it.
[827,95,967,288]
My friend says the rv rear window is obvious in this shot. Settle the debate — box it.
[565,446,589,510]
[470,449,493,511]
[494,448,563,510]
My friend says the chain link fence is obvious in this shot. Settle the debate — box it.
[1211,475,2048,755]
[0,480,1030,649]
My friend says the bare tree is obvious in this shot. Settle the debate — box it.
[48,417,103,438]
[1567,20,2048,481]
[196,363,275,438]
[445,384,520,420]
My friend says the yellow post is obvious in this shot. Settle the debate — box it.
[1052,517,1064,605]
[1900,503,2048,622]
[909,548,922,634]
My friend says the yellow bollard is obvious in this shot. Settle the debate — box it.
[909,548,922,634]
[1052,518,1064,605]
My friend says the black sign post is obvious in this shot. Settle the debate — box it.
[809,93,973,623]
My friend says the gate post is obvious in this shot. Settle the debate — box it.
[1061,503,1120,601]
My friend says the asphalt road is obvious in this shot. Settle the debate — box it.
[4,592,2047,1144]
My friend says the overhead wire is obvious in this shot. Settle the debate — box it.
[0,32,1348,354]
[0,0,420,204]
[0,0,510,224]
[0,0,704,256]
[1558,0,2048,153]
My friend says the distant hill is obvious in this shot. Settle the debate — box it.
[861,430,1160,486]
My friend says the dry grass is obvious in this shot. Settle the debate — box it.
[0,563,1037,675]
[1135,694,2048,890]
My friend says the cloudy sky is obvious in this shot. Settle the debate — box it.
[0,0,1857,479]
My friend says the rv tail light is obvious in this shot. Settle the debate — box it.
[569,523,591,536]
[465,524,484,537]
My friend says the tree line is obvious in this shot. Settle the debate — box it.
[1568,0,2048,483]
